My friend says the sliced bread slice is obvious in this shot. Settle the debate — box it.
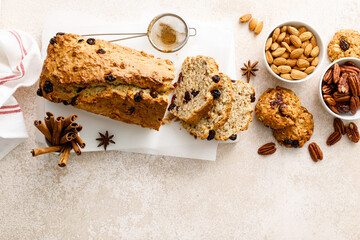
[181,73,234,139]
[168,55,221,124]
[214,80,255,141]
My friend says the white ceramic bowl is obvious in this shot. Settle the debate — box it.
[263,20,325,83]
[319,57,360,120]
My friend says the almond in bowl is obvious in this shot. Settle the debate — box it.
[263,21,324,83]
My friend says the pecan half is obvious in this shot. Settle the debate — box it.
[337,103,350,113]
[333,117,345,135]
[326,131,342,146]
[323,68,333,84]
[333,92,350,102]
[350,96,358,114]
[329,105,340,114]
[348,73,359,96]
[345,61,358,67]
[338,73,349,93]
[308,142,323,162]
[324,96,336,106]
[258,142,276,155]
[322,84,333,95]
[333,63,341,84]
[346,122,360,143]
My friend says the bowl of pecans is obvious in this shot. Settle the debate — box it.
[263,21,324,83]
[319,57,360,120]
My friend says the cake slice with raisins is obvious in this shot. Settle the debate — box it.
[181,73,234,139]
[38,33,175,130]
[168,56,221,124]
[214,80,255,141]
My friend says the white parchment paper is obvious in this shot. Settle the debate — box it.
[40,18,236,161]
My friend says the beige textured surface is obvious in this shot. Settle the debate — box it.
[1,0,360,239]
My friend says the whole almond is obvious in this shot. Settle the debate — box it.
[265,38,272,51]
[291,69,308,79]
[290,35,302,48]
[304,66,316,74]
[311,57,319,66]
[304,43,313,57]
[284,35,290,45]
[294,67,307,71]
[297,59,310,68]
[299,54,307,60]
[286,59,297,67]
[273,57,287,66]
[299,31,313,42]
[311,46,320,57]
[290,48,304,59]
[271,64,280,74]
[280,73,292,80]
[301,41,310,49]
[265,50,273,64]
[280,52,290,59]
[310,36,317,47]
[288,26,299,36]
[249,18,258,31]
[272,27,280,41]
[271,42,279,51]
[281,42,292,52]
[281,26,287,32]
[278,65,292,73]
[272,47,286,57]
[254,21,263,35]
[239,13,252,23]
[276,32,286,43]
[298,26,307,34]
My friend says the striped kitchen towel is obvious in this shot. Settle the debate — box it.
[0,30,41,160]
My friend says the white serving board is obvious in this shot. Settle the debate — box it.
[40,21,237,161]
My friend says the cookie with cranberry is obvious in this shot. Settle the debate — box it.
[272,106,314,148]
[255,86,301,129]
[328,29,360,62]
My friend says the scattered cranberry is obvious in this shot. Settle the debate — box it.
[207,130,216,140]
[97,48,106,54]
[134,91,143,102]
[87,38,95,45]
[43,81,53,93]
[211,89,221,99]
[212,75,220,83]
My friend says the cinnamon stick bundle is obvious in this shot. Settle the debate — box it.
[31,146,62,157]
[32,112,85,167]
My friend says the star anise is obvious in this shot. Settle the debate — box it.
[241,60,259,83]
[96,131,115,151]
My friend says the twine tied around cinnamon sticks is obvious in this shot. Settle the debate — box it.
[31,112,86,167]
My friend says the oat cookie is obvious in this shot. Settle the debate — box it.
[255,86,301,129]
[272,106,314,148]
[328,29,360,62]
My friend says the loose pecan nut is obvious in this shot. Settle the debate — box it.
[329,105,340,114]
[322,84,333,95]
[333,117,345,135]
[258,142,276,155]
[346,122,360,143]
[308,142,323,162]
[326,131,342,146]
[325,96,336,106]
[337,103,350,113]
[333,92,351,102]
[348,74,359,96]
[333,63,341,84]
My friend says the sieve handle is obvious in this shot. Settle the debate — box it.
[189,27,197,37]
[81,33,148,42]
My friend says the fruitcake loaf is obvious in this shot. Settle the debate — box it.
[168,55,221,124]
[181,73,234,139]
[214,80,255,141]
[38,33,175,130]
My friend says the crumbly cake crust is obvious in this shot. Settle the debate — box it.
[328,29,360,62]
[39,33,175,130]
[169,55,221,124]
[272,106,314,148]
[214,80,254,141]
[181,73,234,139]
[255,86,301,130]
